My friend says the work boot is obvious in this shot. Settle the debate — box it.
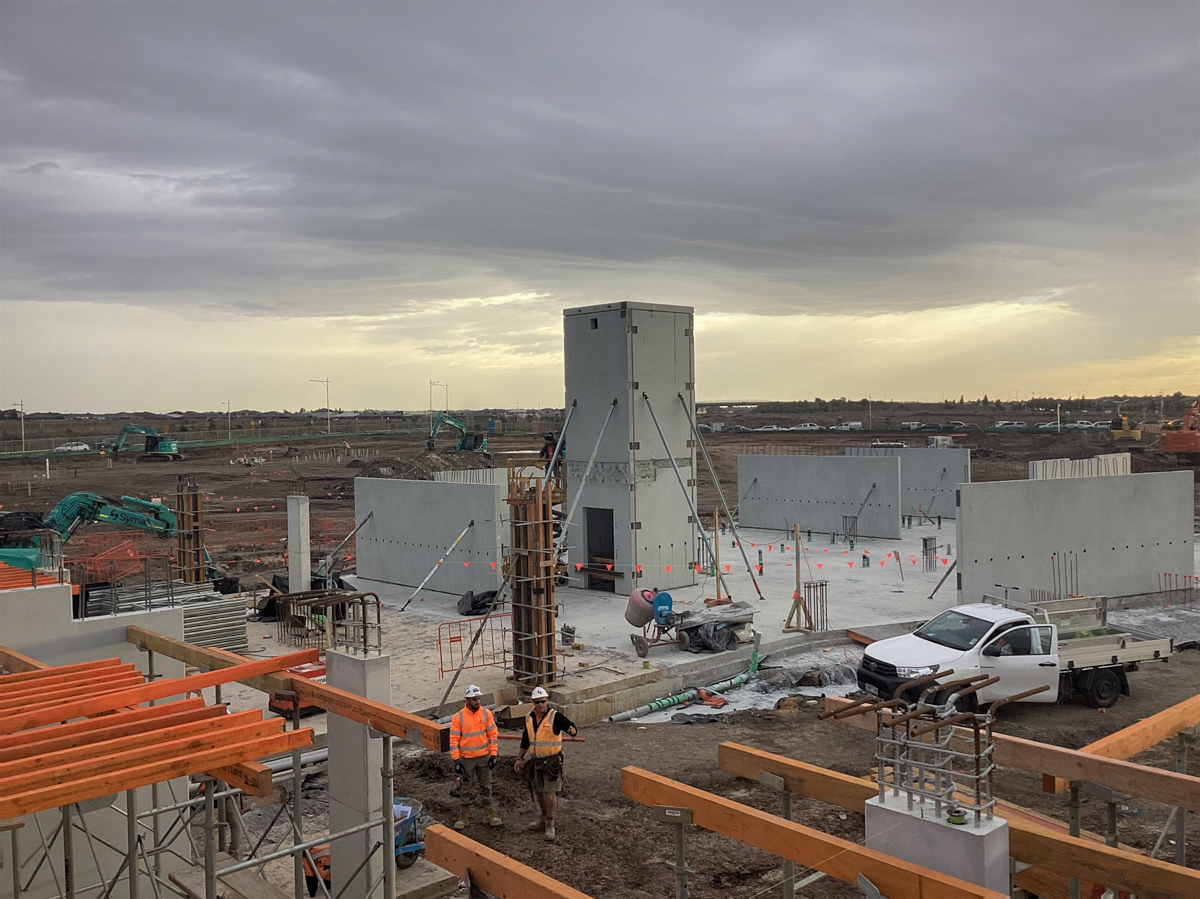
[484,806,502,827]
[524,816,545,833]
[453,811,469,831]
[544,821,556,842]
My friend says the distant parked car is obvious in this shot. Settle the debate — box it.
[945,421,967,429]
[830,421,864,431]
[920,423,946,431]
[753,425,784,432]
[1091,421,1111,430]
[727,425,751,434]
[1037,422,1062,430]
[900,422,923,430]
[53,441,90,452]
[1064,421,1092,430]
[990,421,1026,430]
[960,423,981,430]
[790,423,821,431]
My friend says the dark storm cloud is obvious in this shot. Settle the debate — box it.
[1,1,1196,321]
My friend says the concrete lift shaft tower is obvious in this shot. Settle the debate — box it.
[563,302,698,593]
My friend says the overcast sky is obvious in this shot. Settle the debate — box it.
[1,1,1197,413]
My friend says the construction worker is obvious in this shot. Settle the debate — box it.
[513,685,578,841]
[450,684,501,829]
[302,843,331,897]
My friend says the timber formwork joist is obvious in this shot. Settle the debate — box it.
[507,467,556,691]
[0,649,315,820]
[126,625,451,751]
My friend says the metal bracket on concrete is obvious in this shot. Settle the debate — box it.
[857,872,885,898]
[758,772,795,899]
[652,806,695,899]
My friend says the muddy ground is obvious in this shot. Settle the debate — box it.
[237,651,1200,898]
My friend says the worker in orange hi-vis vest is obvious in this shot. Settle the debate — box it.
[514,685,578,842]
[450,684,502,829]
[302,843,331,897]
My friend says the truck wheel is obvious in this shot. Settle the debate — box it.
[932,690,976,714]
[1085,669,1121,708]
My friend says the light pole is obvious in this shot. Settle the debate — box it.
[223,400,231,443]
[13,399,25,455]
[428,380,448,431]
[310,379,332,434]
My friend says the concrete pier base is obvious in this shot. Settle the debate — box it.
[865,795,1009,894]
[328,649,391,898]
[287,494,311,590]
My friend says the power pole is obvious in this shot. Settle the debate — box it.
[310,379,332,434]
[223,399,231,443]
[13,399,25,455]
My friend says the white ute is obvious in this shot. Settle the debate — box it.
[856,595,1172,709]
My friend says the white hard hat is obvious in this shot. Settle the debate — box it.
[464,684,482,698]
[530,686,549,700]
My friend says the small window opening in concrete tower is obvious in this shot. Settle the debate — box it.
[589,317,598,330]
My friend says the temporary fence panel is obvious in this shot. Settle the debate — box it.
[437,613,511,679]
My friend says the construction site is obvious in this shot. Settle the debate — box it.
[1,303,1198,899]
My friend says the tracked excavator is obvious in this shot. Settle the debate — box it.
[426,411,489,454]
[99,424,184,461]
[0,491,177,570]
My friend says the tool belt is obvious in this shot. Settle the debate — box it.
[527,752,564,780]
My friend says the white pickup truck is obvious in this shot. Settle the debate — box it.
[856,595,1172,709]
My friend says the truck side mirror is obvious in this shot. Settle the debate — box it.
[982,644,1002,657]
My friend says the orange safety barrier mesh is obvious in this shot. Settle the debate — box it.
[62,516,357,565]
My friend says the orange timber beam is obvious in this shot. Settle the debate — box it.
[0,728,311,819]
[0,649,316,735]
[1045,691,1200,794]
[718,741,1199,899]
[621,766,1005,899]
[425,824,594,899]
[126,625,450,752]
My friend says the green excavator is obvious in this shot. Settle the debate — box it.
[0,491,177,570]
[99,424,184,461]
[427,411,489,454]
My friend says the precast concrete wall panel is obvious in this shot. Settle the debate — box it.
[957,470,1194,602]
[738,455,902,538]
[354,477,504,595]
[845,446,971,519]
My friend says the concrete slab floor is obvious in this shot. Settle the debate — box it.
[346,520,960,670]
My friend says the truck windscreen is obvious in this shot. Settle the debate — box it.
[914,610,994,651]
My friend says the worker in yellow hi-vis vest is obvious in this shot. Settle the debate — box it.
[450,684,502,829]
[513,685,578,842]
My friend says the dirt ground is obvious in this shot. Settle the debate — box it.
[233,650,1200,898]
[4,428,1195,580]
[8,424,1199,894]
